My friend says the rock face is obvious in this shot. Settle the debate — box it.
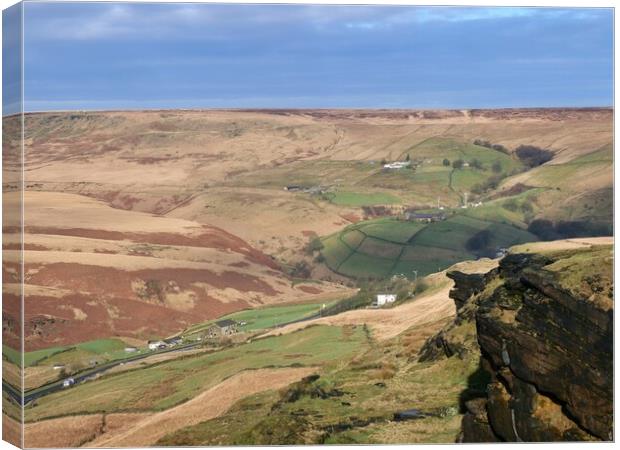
[418,269,493,361]
[422,244,613,442]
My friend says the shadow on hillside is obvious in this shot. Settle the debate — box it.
[458,359,491,413]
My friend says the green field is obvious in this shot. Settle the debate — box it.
[2,345,22,366]
[184,301,339,336]
[6,338,134,368]
[157,318,483,446]
[320,214,538,279]
[223,137,526,211]
[361,218,426,243]
[25,325,369,421]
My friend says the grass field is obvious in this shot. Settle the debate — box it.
[320,214,538,279]
[156,317,481,446]
[184,301,339,336]
[222,137,526,211]
[3,346,23,367]
[361,219,426,243]
[5,338,133,368]
[25,325,369,421]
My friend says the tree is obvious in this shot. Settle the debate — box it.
[452,159,464,169]
[520,201,534,214]
[442,158,451,167]
[492,144,509,154]
[405,153,410,161]
[306,237,324,254]
[492,161,502,173]
[515,145,554,168]
[380,158,387,165]
[414,279,429,295]
[469,158,483,170]
[503,199,519,212]
[290,261,311,279]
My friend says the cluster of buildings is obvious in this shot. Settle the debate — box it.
[371,294,397,308]
[147,336,183,351]
[283,185,327,195]
[382,161,412,170]
[204,319,240,339]
[404,211,446,223]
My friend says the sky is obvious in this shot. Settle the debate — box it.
[2,3,614,113]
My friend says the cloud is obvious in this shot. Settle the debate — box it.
[25,3,608,42]
[19,3,612,111]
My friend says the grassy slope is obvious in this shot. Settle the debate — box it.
[500,143,613,224]
[4,338,130,368]
[320,215,538,279]
[25,325,369,421]
[184,301,339,335]
[157,317,482,445]
[155,243,613,446]
[329,191,402,206]
[229,137,524,209]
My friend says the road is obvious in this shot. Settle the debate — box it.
[4,302,352,406]
[3,342,200,405]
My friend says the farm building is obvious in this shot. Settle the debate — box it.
[383,161,411,170]
[124,347,138,353]
[405,212,446,222]
[375,294,397,307]
[206,319,240,339]
[147,340,166,350]
[163,337,183,346]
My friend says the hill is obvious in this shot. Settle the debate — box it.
[2,191,351,351]
[320,215,537,279]
[3,107,612,350]
[7,108,612,263]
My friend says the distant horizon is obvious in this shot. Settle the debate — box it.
[3,3,613,115]
[4,104,612,117]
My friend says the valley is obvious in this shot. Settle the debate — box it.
[2,107,613,445]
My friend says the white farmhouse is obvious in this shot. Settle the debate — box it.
[383,161,411,170]
[148,340,166,350]
[376,294,397,306]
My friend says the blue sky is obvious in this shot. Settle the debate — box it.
[3,3,614,113]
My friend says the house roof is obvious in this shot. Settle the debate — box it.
[215,319,238,328]
[407,212,444,219]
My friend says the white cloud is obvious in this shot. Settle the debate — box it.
[25,3,602,42]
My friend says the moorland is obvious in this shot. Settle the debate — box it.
[1,107,613,445]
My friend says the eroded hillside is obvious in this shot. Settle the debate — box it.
[420,238,613,442]
[2,191,350,350]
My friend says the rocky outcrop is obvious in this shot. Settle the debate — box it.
[418,268,495,362]
[473,248,613,442]
[421,245,613,442]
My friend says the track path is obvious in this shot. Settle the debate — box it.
[87,366,316,447]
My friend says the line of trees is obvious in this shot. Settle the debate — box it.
[473,140,555,168]
[473,139,510,155]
